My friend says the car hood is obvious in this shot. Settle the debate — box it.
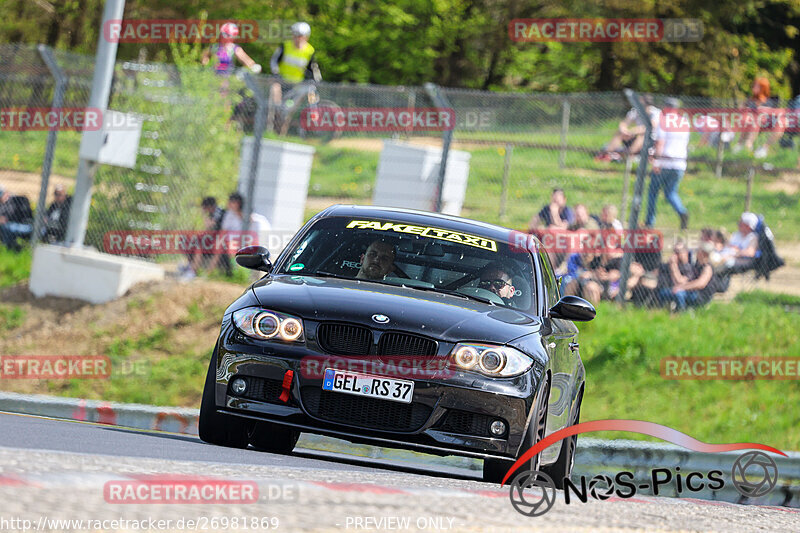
[251,275,541,344]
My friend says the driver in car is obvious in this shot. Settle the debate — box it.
[356,239,396,280]
[478,263,517,302]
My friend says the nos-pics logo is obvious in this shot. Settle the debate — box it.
[502,420,783,517]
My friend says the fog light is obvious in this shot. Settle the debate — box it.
[231,378,247,395]
[490,420,507,436]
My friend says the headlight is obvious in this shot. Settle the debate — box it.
[450,343,532,377]
[232,308,304,342]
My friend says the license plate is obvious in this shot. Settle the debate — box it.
[322,368,414,404]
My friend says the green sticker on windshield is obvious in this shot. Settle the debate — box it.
[288,263,305,271]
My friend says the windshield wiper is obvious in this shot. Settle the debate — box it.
[407,285,497,305]
[309,271,383,284]
[310,271,353,280]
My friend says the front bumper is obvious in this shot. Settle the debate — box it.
[212,321,544,460]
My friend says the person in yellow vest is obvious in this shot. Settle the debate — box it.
[269,22,320,128]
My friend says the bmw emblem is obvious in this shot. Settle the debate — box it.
[372,314,390,324]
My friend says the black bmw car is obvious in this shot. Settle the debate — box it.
[199,205,595,484]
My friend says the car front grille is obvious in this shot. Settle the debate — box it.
[228,375,284,403]
[438,409,498,437]
[377,332,437,356]
[301,387,432,432]
[317,323,373,355]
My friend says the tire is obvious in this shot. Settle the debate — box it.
[288,100,342,143]
[248,421,300,454]
[198,351,250,448]
[482,376,550,484]
[542,389,582,489]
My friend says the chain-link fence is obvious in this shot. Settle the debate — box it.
[1,43,797,308]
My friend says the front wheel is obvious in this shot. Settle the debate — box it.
[541,390,582,489]
[249,421,299,454]
[285,100,343,143]
[483,376,550,484]
[198,352,250,448]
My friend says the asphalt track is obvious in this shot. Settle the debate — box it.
[0,412,797,532]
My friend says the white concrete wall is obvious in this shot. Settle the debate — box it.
[29,244,164,304]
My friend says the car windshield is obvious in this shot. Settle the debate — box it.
[276,216,536,312]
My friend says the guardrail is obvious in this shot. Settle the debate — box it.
[1,391,797,507]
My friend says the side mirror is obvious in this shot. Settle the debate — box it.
[549,295,595,322]
[235,245,272,272]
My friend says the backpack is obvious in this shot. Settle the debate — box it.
[753,214,785,280]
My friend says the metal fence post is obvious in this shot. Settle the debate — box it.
[404,87,416,138]
[499,143,513,219]
[745,166,755,211]
[241,72,268,234]
[617,89,653,304]
[619,153,634,227]
[715,134,725,178]
[64,0,126,247]
[559,98,570,168]
[424,83,453,213]
[31,44,67,247]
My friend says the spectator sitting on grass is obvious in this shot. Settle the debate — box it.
[527,188,574,232]
[599,204,623,230]
[568,204,600,231]
[591,252,645,301]
[562,252,604,304]
[660,242,715,311]
[0,187,33,252]
[720,212,760,273]
[665,239,693,289]
[42,184,71,243]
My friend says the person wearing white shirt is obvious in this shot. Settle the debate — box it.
[645,98,690,229]
[721,212,760,273]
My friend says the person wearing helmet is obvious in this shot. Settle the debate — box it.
[202,22,262,77]
[269,21,320,123]
[270,22,318,83]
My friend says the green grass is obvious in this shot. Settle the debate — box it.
[0,305,25,331]
[0,131,82,176]
[0,248,31,288]
[55,348,209,407]
[52,305,217,406]
[308,144,379,198]
[580,297,800,449]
